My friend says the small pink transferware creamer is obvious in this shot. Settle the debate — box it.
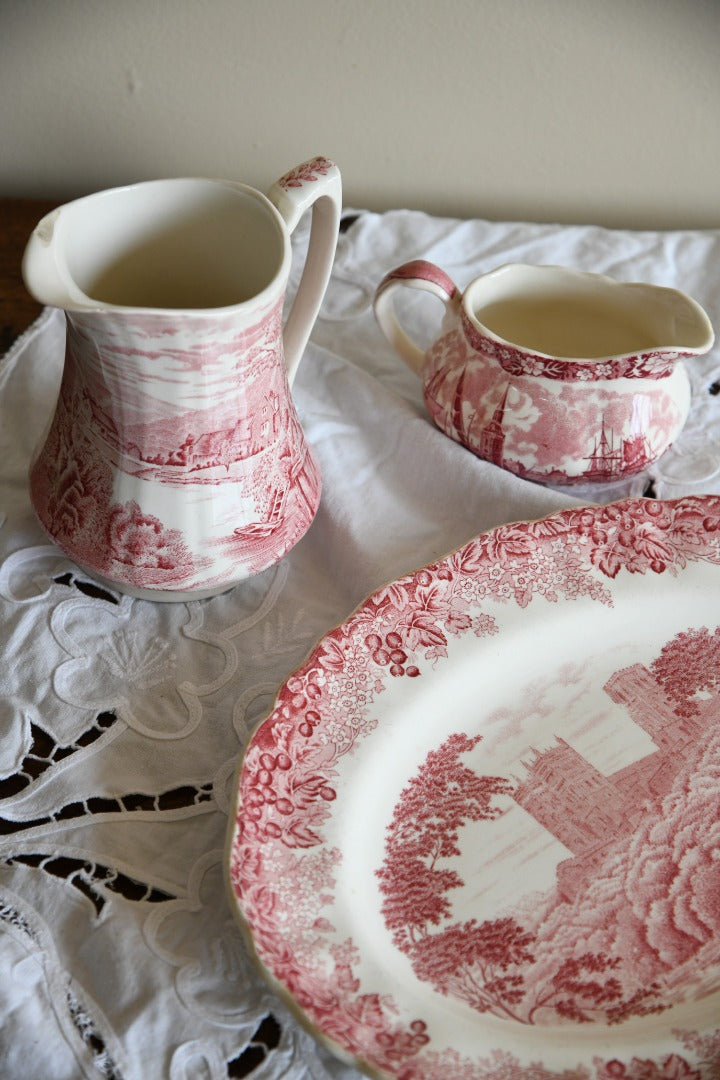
[374,260,714,485]
[22,156,341,600]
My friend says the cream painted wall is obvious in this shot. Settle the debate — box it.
[2,0,719,228]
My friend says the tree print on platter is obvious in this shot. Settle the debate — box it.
[230,496,720,1078]
[377,626,720,1029]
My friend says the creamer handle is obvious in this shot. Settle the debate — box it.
[268,156,342,385]
[373,260,460,375]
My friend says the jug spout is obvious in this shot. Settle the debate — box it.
[22,208,97,311]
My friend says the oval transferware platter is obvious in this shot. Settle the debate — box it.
[227,495,720,1079]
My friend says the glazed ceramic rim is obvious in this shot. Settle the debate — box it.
[40,177,292,317]
[461,263,715,363]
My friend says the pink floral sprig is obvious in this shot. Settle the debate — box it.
[277,156,335,190]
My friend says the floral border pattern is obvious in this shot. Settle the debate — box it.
[277,156,336,190]
[461,311,681,380]
[229,496,720,1079]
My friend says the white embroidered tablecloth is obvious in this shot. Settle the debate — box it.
[0,206,719,1079]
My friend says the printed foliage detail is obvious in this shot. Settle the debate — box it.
[377,733,512,948]
[277,157,335,189]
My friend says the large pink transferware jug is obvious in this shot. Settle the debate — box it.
[22,157,341,600]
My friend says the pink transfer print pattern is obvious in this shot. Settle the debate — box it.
[378,625,720,1027]
[377,260,460,302]
[230,496,720,1078]
[423,327,684,484]
[462,312,682,381]
[277,156,336,190]
[29,348,200,590]
[29,299,321,593]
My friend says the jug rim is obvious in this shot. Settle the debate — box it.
[23,176,293,317]
[460,263,714,369]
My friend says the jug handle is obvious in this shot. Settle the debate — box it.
[268,157,342,385]
[374,260,460,375]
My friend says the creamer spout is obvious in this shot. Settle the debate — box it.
[630,280,715,356]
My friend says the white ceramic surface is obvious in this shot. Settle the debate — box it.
[22,157,342,600]
[229,494,720,1078]
[374,261,714,485]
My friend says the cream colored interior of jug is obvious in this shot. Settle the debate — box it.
[62,180,286,310]
[474,295,663,358]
